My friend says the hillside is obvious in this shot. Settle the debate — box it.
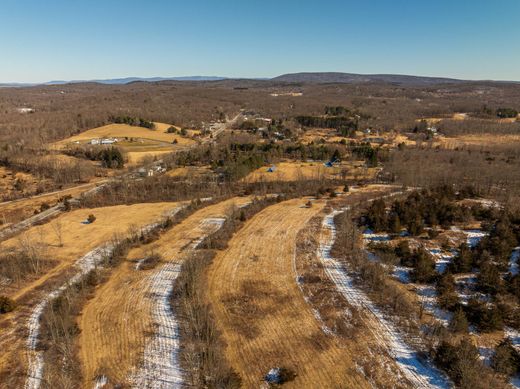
[271,72,470,85]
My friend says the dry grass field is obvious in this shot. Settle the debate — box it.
[0,166,42,200]
[0,180,106,230]
[243,161,377,183]
[439,133,520,149]
[206,198,370,388]
[166,165,214,179]
[77,197,251,388]
[0,202,181,382]
[53,122,198,165]
[55,122,195,145]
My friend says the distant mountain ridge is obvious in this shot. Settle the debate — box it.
[271,72,467,85]
[0,76,227,87]
[1,72,518,87]
[45,76,228,85]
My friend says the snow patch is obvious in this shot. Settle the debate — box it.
[318,210,451,389]
[131,217,226,388]
[25,245,112,389]
[510,248,520,276]
[130,263,184,388]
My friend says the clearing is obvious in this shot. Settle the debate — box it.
[243,160,376,183]
[55,122,196,145]
[54,122,198,165]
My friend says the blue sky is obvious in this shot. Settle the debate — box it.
[1,0,519,83]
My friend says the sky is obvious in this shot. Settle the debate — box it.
[1,0,519,83]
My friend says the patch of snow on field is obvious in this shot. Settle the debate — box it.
[427,248,454,274]
[414,285,452,326]
[363,229,391,243]
[131,217,225,388]
[454,274,480,305]
[510,248,520,276]
[318,210,451,389]
[505,327,520,351]
[131,262,184,388]
[25,245,112,389]
[451,227,487,248]
[393,266,412,284]
[478,347,494,367]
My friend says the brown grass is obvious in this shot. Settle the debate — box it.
[243,160,376,183]
[55,122,195,146]
[77,197,251,388]
[206,198,370,388]
[0,201,182,384]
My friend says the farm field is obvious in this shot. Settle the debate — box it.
[206,197,371,388]
[0,179,106,231]
[78,197,251,388]
[243,161,377,183]
[166,165,213,179]
[0,201,181,384]
[439,133,520,149]
[54,122,198,165]
[55,122,195,145]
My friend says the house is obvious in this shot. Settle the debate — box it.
[137,168,154,177]
[90,139,100,145]
[101,138,116,145]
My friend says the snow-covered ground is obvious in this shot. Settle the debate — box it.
[319,210,451,389]
[426,247,455,274]
[393,265,412,284]
[510,248,520,276]
[25,245,113,389]
[414,284,452,326]
[363,229,391,243]
[450,227,487,248]
[131,217,225,389]
[130,262,184,388]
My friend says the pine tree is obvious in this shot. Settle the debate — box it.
[449,307,469,333]
[492,338,520,376]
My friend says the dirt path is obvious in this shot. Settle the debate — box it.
[78,198,250,388]
[319,209,451,389]
[206,198,370,388]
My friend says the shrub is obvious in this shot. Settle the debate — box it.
[0,296,16,313]
[87,214,96,224]
[434,338,481,387]
[492,338,520,377]
[449,307,469,333]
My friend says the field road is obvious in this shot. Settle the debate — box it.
[206,198,371,388]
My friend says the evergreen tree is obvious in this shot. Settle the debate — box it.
[450,243,473,273]
[449,307,469,333]
[492,338,520,376]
